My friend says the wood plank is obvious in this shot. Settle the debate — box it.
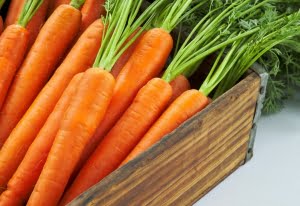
[69,72,261,206]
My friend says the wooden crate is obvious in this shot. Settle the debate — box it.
[69,69,266,206]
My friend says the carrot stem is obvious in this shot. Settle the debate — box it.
[154,0,203,33]
[214,11,300,97]
[18,0,44,27]
[69,0,85,9]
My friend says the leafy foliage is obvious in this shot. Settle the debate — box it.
[181,0,300,114]
[259,2,300,114]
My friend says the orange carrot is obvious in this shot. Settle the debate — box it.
[0,73,83,206]
[27,68,115,206]
[169,75,191,104]
[121,90,210,166]
[60,78,172,205]
[111,29,146,78]
[79,0,105,33]
[0,17,102,190]
[75,28,173,175]
[0,3,83,146]
[0,25,29,110]
[0,0,45,122]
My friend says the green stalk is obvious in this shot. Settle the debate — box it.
[18,0,44,27]
[70,0,85,9]
[0,0,5,10]
[162,0,269,83]
[213,11,300,98]
[169,9,220,70]
[162,27,259,82]
[154,0,199,33]
[236,0,271,18]
[93,0,169,71]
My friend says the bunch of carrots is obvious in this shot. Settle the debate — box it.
[0,0,299,205]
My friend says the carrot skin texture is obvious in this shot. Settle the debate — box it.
[169,75,191,104]
[80,0,105,33]
[27,68,115,206]
[0,5,82,146]
[0,18,103,191]
[111,29,146,78]
[0,74,83,206]
[0,25,29,112]
[78,28,173,171]
[121,90,210,166]
[61,78,172,205]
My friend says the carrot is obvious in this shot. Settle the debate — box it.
[169,75,191,104]
[0,17,102,191]
[0,26,29,110]
[60,78,172,205]
[5,0,51,49]
[79,0,105,33]
[0,0,45,124]
[0,2,84,146]
[111,28,146,78]
[79,0,194,174]
[121,90,210,166]
[27,68,115,206]
[0,73,83,206]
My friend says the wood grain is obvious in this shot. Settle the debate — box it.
[69,72,261,206]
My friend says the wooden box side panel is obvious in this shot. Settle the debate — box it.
[70,73,261,206]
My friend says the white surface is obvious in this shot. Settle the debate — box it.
[194,94,300,206]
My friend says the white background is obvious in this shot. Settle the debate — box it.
[194,93,300,206]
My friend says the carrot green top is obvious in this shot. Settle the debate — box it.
[0,0,6,10]
[93,0,169,71]
[213,10,300,98]
[153,0,207,33]
[161,0,273,86]
[18,0,44,27]
[70,0,85,9]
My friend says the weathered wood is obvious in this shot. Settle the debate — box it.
[69,72,261,206]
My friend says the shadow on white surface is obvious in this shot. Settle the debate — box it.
[194,93,300,206]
